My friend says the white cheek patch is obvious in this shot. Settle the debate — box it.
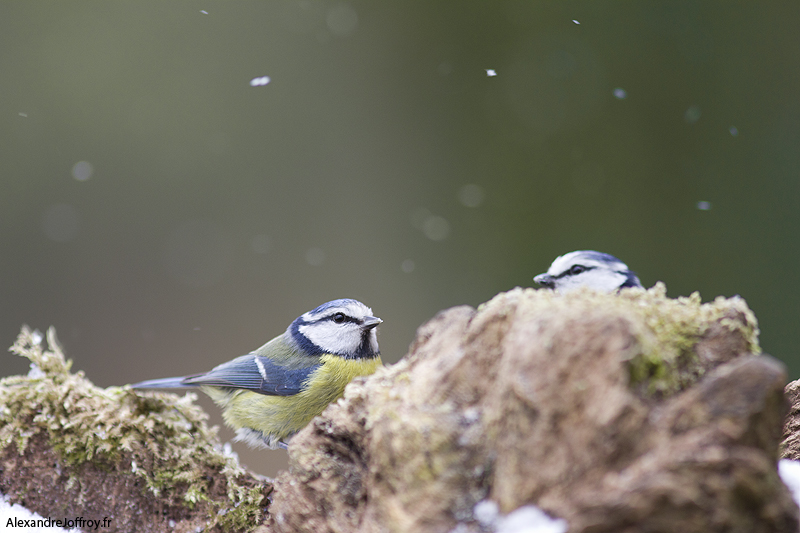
[299,321,362,355]
[558,270,627,293]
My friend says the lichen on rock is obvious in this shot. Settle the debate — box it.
[0,326,270,532]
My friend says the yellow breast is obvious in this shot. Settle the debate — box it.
[297,354,383,412]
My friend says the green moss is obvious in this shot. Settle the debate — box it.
[618,283,759,395]
[0,326,267,530]
[510,283,760,397]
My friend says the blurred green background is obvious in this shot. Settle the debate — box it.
[2,2,798,475]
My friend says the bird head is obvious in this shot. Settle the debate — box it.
[288,299,381,359]
[534,250,642,293]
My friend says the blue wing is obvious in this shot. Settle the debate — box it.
[131,354,320,397]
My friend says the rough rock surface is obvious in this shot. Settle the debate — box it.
[271,286,797,533]
[782,381,800,460]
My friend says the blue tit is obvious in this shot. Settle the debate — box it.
[130,299,382,450]
[534,250,642,293]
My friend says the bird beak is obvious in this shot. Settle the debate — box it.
[534,273,555,289]
[362,316,382,329]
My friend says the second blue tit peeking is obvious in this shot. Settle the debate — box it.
[534,250,642,293]
[130,299,383,450]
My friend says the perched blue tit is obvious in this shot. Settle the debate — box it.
[130,299,382,450]
[534,250,642,293]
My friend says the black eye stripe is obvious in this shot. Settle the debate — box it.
[327,313,358,324]
[554,265,595,279]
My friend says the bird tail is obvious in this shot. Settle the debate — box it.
[129,377,194,389]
